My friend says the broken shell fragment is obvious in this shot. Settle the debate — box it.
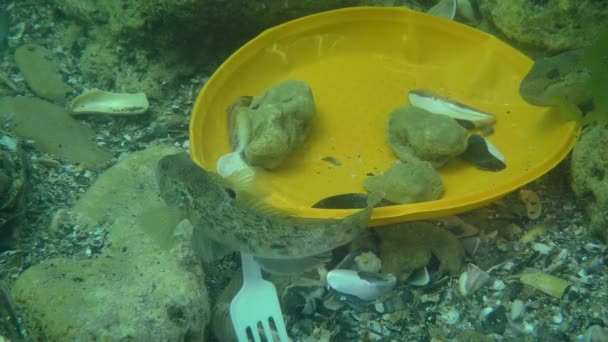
[458,263,491,296]
[408,90,496,129]
[407,267,431,287]
[519,189,542,219]
[427,0,457,20]
[327,269,396,301]
[519,272,571,298]
[460,134,506,171]
[68,90,149,116]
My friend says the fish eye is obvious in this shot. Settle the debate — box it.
[546,68,560,80]
[224,188,236,199]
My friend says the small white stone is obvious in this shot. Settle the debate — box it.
[532,243,552,255]
[441,309,460,325]
[511,299,526,321]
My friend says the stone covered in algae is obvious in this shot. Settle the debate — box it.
[571,122,608,243]
[477,0,608,51]
[387,106,468,168]
[14,44,73,101]
[54,0,377,99]
[364,160,443,204]
[0,97,112,166]
[244,80,316,169]
[11,145,209,341]
[376,221,464,283]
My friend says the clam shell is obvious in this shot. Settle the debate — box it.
[427,0,457,20]
[69,90,149,115]
[408,89,496,129]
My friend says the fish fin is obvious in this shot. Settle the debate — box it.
[225,166,273,198]
[366,191,385,208]
[226,168,294,217]
[237,192,295,218]
[555,100,583,122]
[255,251,332,274]
[191,228,234,263]
[139,205,182,249]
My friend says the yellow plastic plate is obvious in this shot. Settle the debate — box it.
[190,7,578,226]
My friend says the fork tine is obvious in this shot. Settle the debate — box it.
[270,315,289,341]
[252,325,262,342]
[234,325,249,342]
[261,318,274,341]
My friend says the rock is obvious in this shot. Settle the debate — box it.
[386,106,468,168]
[11,145,210,340]
[0,131,28,247]
[363,160,443,204]
[54,0,376,99]
[377,222,464,283]
[571,122,608,243]
[14,44,72,101]
[0,97,112,166]
[477,0,608,51]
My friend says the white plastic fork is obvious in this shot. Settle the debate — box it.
[230,253,290,342]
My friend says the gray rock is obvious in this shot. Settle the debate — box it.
[11,145,210,340]
[477,0,608,52]
[0,131,28,242]
[571,122,608,243]
[387,106,468,169]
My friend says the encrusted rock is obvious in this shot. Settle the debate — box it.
[0,131,28,245]
[477,0,608,51]
[571,122,608,243]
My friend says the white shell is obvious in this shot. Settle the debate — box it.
[327,269,396,301]
[69,89,149,115]
[408,89,496,128]
[427,0,457,20]
[216,152,251,178]
[458,263,491,296]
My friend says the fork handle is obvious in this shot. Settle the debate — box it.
[240,253,262,285]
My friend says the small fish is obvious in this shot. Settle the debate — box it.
[156,153,378,272]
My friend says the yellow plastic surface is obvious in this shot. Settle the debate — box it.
[190,7,579,226]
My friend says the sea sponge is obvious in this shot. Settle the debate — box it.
[244,80,316,169]
[387,106,468,168]
[363,160,443,204]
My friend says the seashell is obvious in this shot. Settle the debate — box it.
[460,134,506,171]
[510,299,526,322]
[458,263,491,296]
[408,89,496,129]
[407,267,430,287]
[461,237,481,256]
[519,224,547,243]
[427,0,457,20]
[68,89,149,116]
[519,189,542,219]
[216,152,250,178]
[532,242,552,255]
[584,325,608,342]
[546,248,570,273]
[327,269,396,301]
[519,272,571,298]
